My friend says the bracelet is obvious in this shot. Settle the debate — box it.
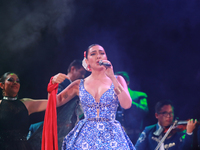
[114,84,124,95]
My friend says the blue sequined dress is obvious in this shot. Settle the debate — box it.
[62,79,135,150]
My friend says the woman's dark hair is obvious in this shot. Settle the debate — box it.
[155,100,174,113]
[85,44,100,58]
[0,72,17,84]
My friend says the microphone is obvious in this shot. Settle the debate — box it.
[99,60,111,67]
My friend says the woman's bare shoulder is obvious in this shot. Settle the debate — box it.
[20,98,34,106]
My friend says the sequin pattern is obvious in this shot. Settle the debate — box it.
[62,79,135,150]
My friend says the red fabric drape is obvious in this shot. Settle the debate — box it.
[42,77,59,150]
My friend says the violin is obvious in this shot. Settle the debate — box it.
[164,119,200,135]
[155,119,199,150]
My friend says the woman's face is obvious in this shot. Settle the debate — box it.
[2,74,20,97]
[87,45,107,69]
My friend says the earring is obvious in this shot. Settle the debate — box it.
[87,65,92,71]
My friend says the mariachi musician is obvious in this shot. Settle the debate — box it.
[135,100,197,150]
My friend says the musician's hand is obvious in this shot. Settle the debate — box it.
[52,73,68,84]
[186,119,197,133]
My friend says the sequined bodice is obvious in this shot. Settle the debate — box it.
[79,79,119,121]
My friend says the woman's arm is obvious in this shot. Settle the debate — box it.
[111,75,132,109]
[50,73,80,107]
[22,98,48,115]
[22,80,80,114]
[56,79,80,107]
[101,60,132,109]
[22,77,80,115]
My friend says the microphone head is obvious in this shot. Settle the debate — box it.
[99,60,103,65]
[98,60,111,67]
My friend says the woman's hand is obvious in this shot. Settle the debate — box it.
[101,60,115,79]
[52,73,68,84]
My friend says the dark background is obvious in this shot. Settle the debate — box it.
[0,0,200,126]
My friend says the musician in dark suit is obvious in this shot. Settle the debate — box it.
[135,100,197,150]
